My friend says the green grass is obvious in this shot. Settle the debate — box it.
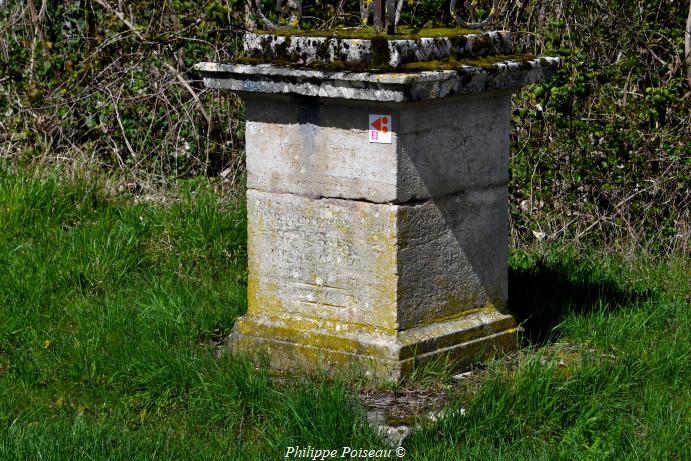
[408,251,690,459]
[1,171,689,460]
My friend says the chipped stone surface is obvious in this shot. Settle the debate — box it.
[194,57,560,102]
[243,31,513,68]
[365,408,413,446]
[244,92,510,203]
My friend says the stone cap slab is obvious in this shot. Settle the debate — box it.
[194,57,560,102]
[243,31,513,69]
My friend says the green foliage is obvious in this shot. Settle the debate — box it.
[506,0,690,253]
[0,0,245,179]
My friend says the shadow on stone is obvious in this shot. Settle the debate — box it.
[508,262,650,345]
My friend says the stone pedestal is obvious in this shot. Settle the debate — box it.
[196,52,558,380]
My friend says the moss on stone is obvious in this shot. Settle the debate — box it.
[448,34,468,47]
[255,26,480,40]
[234,53,537,73]
[471,33,492,54]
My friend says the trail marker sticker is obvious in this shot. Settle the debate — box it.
[368,114,392,144]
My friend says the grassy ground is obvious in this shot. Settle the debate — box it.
[0,170,688,460]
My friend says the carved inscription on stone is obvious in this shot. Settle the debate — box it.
[247,189,398,329]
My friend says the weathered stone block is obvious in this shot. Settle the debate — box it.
[195,58,560,102]
[245,92,510,203]
[245,96,397,203]
[246,189,399,330]
[242,30,513,68]
[396,186,509,329]
[232,189,515,379]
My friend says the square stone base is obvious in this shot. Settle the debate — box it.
[230,188,518,380]
[230,309,518,381]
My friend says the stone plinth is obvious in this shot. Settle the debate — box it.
[243,30,513,68]
[195,52,558,380]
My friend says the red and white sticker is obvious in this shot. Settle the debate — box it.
[368,114,392,144]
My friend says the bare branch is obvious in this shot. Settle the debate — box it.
[106,88,137,162]
[162,62,212,129]
[93,0,144,40]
